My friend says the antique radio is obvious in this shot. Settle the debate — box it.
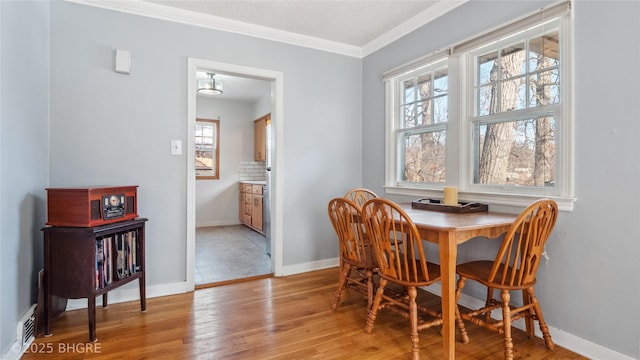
[46,186,138,227]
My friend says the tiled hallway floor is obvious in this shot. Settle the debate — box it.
[195,225,272,285]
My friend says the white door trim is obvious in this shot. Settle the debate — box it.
[186,57,284,291]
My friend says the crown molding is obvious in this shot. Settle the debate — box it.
[362,0,468,57]
[64,0,363,57]
[64,0,467,59]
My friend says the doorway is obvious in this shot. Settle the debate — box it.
[186,58,284,291]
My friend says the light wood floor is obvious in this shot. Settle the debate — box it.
[22,268,586,359]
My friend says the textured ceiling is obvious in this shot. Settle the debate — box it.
[143,0,440,47]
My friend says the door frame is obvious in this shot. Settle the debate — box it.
[186,57,284,291]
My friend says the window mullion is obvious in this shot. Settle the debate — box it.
[401,124,446,136]
[496,52,502,114]
[446,55,462,188]
[470,104,560,126]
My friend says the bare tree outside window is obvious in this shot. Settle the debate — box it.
[401,66,448,183]
[474,31,559,187]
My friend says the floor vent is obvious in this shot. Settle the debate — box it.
[17,304,37,347]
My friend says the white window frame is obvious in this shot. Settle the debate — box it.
[393,58,449,186]
[384,1,576,211]
[195,118,220,180]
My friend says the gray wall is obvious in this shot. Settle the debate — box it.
[362,1,640,358]
[48,0,362,289]
[0,1,50,356]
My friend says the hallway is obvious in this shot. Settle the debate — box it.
[195,225,272,286]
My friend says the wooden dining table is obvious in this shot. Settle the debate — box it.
[399,203,518,359]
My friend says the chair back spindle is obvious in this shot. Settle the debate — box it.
[328,198,373,268]
[362,198,432,285]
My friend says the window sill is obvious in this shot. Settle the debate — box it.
[384,185,576,212]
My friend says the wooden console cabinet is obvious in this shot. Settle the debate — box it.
[42,218,147,342]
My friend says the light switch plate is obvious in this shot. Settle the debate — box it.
[171,140,182,155]
[115,49,131,74]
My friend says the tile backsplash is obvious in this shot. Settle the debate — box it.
[238,161,266,181]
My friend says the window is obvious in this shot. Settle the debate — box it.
[470,24,560,190]
[398,61,448,184]
[195,118,219,180]
[384,2,574,210]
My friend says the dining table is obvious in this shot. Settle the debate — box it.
[399,203,518,360]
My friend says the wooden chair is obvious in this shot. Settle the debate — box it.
[327,197,377,311]
[455,199,558,359]
[340,188,378,270]
[344,188,378,209]
[361,198,467,360]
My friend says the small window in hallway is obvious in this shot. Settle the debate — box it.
[195,118,220,179]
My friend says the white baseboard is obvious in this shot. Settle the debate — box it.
[423,283,636,360]
[4,340,29,360]
[66,281,188,310]
[196,220,241,228]
[281,257,340,276]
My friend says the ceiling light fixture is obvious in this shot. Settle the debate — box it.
[197,73,223,95]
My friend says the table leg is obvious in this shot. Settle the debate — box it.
[439,231,457,360]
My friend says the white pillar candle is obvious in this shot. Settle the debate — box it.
[443,186,458,206]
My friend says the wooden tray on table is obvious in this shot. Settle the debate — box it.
[411,198,488,213]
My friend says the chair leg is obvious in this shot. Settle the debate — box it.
[501,290,514,360]
[455,306,469,344]
[455,277,469,344]
[366,269,374,311]
[521,288,535,338]
[365,278,386,334]
[485,287,495,321]
[408,287,420,360]
[528,288,555,350]
[332,263,352,310]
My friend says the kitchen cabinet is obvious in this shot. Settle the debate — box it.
[239,183,263,233]
[239,184,250,226]
[251,185,263,231]
[254,114,270,162]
